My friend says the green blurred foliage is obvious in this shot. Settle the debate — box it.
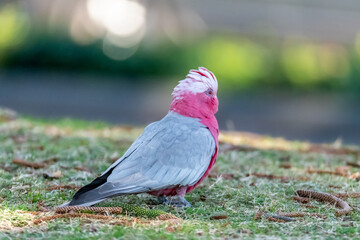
[0,4,359,94]
[196,37,269,89]
[282,42,350,88]
[0,4,30,62]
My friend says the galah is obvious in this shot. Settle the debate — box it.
[61,67,219,207]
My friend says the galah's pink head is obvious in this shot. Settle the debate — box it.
[169,67,218,119]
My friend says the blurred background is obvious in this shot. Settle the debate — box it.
[0,0,359,144]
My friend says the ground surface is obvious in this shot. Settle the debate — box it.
[1,111,360,239]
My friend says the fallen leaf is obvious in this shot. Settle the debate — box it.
[335,166,351,176]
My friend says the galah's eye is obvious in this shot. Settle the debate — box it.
[205,88,214,96]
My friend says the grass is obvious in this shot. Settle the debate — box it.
[1,112,360,239]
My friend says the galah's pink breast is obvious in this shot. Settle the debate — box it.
[149,115,219,197]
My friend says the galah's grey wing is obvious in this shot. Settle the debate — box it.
[68,112,215,206]
[63,119,164,207]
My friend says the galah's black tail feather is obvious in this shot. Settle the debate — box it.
[68,167,115,206]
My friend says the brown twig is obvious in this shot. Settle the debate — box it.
[264,213,294,222]
[209,215,228,220]
[247,173,290,183]
[332,193,360,200]
[253,211,294,222]
[12,158,46,169]
[74,166,92,172]
[346,162,360,168]
[296,190,352,216]
[306,166,350,177]
[254,210,326,223]
[306,167,339,176]
[42,157,59,164]
[277,212,325,218]
[55,206,123,214]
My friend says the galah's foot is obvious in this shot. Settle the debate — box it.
[157,195,169,205]
[168,196,191,208]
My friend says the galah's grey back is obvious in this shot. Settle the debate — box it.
[67,112,216,206]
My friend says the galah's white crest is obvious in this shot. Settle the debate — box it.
[62,67,219,207]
